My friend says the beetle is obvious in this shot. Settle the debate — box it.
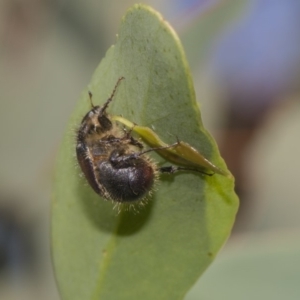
[76,77,228,207]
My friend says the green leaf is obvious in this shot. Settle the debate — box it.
[52,4,239,300]
[112,115,231,177]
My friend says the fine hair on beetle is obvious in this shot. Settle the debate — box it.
[76,77,207,211]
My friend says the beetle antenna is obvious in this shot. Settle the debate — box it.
[100,77,125,114]
[88,91,95,108]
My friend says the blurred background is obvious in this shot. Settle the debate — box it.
[0,0,299,299]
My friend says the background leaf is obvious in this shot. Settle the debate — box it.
[52,4,238,300]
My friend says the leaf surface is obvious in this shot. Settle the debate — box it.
[52,4,239,300]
